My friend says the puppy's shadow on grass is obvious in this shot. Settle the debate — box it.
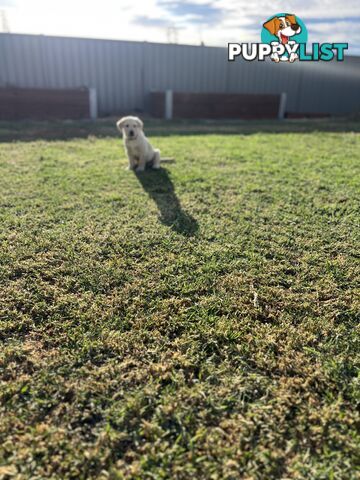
[135,168,198,236]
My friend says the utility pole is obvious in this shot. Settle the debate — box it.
[166,26,179,44]
[0,9,10,33]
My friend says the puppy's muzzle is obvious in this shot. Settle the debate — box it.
[291,23,300,31]
[129,130,135,137]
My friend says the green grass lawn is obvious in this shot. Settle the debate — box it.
[0,119,359,479]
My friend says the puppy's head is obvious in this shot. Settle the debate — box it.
[116,116,143,140]
[263,14,301,43]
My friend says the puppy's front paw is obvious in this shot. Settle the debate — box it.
[136,166,145,172]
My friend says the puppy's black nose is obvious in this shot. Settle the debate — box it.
[129,130,134,136]
[291,23,299,31]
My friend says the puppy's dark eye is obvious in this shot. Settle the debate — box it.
[279,23,284,28]
[126,124,129,127]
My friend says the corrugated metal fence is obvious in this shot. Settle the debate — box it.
[0,33,359,117]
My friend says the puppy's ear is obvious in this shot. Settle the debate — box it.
[135,117,144,129]
[263,17,280,35]
[285,14,297,25]
[116,117,127,132]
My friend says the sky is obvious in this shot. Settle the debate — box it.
[1,0,360,55]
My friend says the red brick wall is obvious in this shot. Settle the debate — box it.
[0,87,90,120]
[150,91,280,119]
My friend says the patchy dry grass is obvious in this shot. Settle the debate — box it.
[0,119,359,479]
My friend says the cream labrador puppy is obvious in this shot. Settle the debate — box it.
[116,116,160,171]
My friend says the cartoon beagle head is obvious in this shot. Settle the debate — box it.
[263,14,301,44]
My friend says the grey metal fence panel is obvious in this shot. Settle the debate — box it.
[297,58,360,114]
[0,33,359,116]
